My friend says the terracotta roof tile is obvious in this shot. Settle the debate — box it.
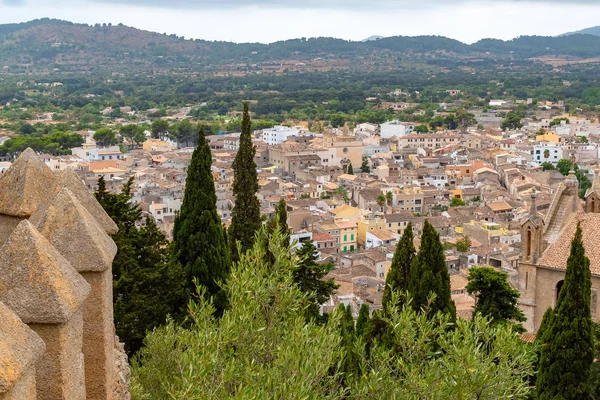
[538,213,600,276]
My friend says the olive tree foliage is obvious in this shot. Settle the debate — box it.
[354,293,536,399]
[131,231,537,400]
[131,228,347,399]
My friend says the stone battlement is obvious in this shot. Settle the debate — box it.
[0,149,128,400]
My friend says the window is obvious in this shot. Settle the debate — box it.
[344,235,347,241]
[350,245,355,251]
[351,234,354,240]
[343,246,347,253]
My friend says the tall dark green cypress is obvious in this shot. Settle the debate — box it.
[538,224,594,399]
[408,220,456,318]
[171,125,230,315]
[274,199,290,247]
[229,102,261,262]
[347,162,354,175]
[262,199,290,265]
[355,303,370,338]
[382,223,415,316]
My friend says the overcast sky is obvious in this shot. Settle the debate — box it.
[0,0,599,43]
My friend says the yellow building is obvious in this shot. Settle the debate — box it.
[143,138,177,152]
[449,188,463,200]
[535,132,560,143]
[330,204,363,221]
[335,219,358,253]
[357,215,387,247]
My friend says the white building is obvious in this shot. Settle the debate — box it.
[532,142,563,165]
[489,100,507,107]
[149,198,182,222]
[365,230,399,251]
[380,120,414,139]
[87,148,124,162]
[262,126,300,145]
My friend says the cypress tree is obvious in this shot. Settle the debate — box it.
[274,199,290,247]
[171,125,230,315]
[538,224,594,399]
[262,199,290,265]
[382,223,415,316]
[336,303,358,381]
[347,162,354,175]
[360,156,370,173]
[229,102,261,262]
[408,220,456,318]
[355,303,370,338]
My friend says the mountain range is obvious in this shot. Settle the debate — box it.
[561,26,600,37]
[1,19,600,75]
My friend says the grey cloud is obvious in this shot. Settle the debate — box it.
[92,0,600,8]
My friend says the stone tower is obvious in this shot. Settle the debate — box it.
[0,149,126,399]
[521,189,544,263]
[585,169,600,213]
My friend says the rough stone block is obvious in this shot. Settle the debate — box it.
[30,309,86,400]
[55,168,118,235]
[30,188,118,273]
[0,148,57,218]
[0,301,45,399]
[0,221,90,324]
[0,215,21,248]
[81,271,115,400]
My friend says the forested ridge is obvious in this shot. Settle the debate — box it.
[2,19,600,74]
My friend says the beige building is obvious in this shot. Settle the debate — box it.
[399,133,461,149]
[312,133,363,172]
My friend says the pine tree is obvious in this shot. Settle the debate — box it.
[408,220,456,318]
[171,125,231,316]
[466,266,525,329]
[355,303,370,338]
[113,217,186,354]
[294,240,338,321]
[347,162,354,175]
[96,178,186,355]
[382,223,415,316]
[538,224,594,399]
[229,102,261,262]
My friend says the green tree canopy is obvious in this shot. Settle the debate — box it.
[131,228,536,399]
[537,223,594,399]
[360,156,370,173]
[408,220,456,318]
[455,235,471,252]
[294,239,338,321]
[93,127,117,147]
[501,112,523,131]
[466,267,525,329]
[171,125,231,316]
[382,223,415,315]
[151,118,169,139]
[95,177,186,355]
[229,103,261,262]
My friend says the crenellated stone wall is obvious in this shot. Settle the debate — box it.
[0,149,128,400]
